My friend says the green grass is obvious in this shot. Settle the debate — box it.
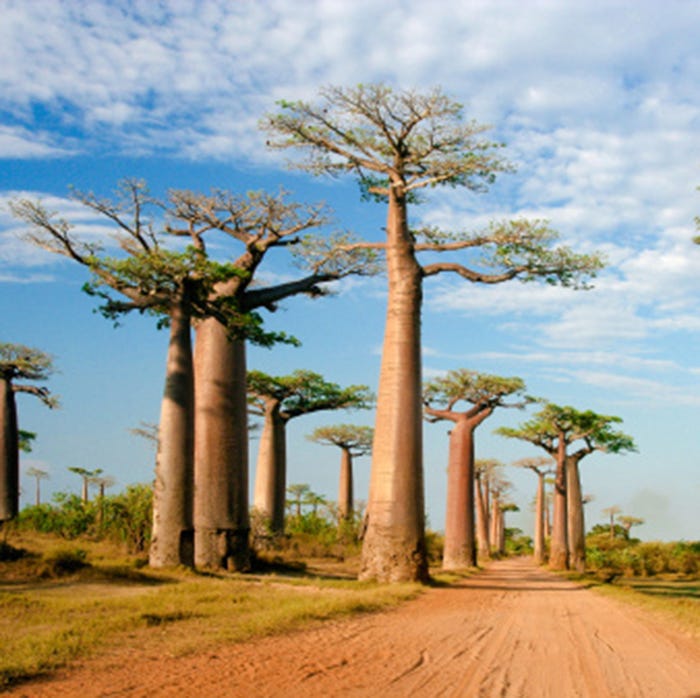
[0,532,421,689]
[586,574,700,638]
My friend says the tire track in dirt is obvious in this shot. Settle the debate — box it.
[6,558,700,697]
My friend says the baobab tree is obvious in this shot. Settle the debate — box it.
[12,182,257,567]
[513,456,555,565]
[248,370,372,536]
[602,505,622,541]
[25,466,49,507]
[618,514,644,538]
[498,404,636,572]
[423,370,532,570]
[12,183,371,569]
[0,343,57,522]
[172,189,376,570]
[474,459,501,559]
[488,475,514,556]
[68,467,103,503]
[307,424,373,522]
[286,483,311,519]
[264,84,604,581]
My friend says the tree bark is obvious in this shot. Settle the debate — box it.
[442,419,477,569]
[149,298,195,568]
[496,508,506,554]
[337,446,354,521]
[566,455,586,573]
[193,321,250,570]
[489,495,499,552]
[475,475,491,561]
[253,400,287,536]
[549,436,569,570]
[0,378,19,521]
[533,472,546,565]
[359,188,428,583]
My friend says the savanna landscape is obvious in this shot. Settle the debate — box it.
[2,3,700,697]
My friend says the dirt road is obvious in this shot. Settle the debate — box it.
[8,558,700,697]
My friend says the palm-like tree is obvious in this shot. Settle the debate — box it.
[1,343,57,522]
[423,370,531,569]
[307,424,373,522]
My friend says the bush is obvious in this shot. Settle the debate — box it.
[17,494,97,539]
[585,538,700,577]
[101,484,153,552]
[16,484,153,552]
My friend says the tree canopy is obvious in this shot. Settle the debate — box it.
[307,424,374,456]
[248,370,373,420]
[423,369,532,422]
[496,403,637,458]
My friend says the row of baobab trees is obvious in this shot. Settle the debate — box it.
[3,83,613,582]
[2,335,634,578]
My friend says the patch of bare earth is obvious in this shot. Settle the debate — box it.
[7,558,700,697]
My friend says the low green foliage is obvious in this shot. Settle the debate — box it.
[16,484,153,552]
[585,535,700,577]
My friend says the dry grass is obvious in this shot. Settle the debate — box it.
[0,531,421,689]
[586,574,700,638]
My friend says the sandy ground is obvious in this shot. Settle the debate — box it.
[6,558,700,698]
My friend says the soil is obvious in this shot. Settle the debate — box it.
[6,558,700,698]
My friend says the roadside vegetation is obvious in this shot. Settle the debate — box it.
[0,494,421,689]
[569,525,700,638]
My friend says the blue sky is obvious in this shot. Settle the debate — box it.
[1,0,699,541]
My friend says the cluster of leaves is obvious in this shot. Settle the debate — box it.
[15,484,152,553]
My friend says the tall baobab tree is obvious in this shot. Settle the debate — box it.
[248,370,372,536]
[602,505,622,541]
[488,475,513,556]
[0,343,57,522]
[474,458,502,560]
[11,181,267,568]
[513,456,555,565]
[618,514,644,538]
[307,424,373,522]
[172,189,376,570]
[12,183,372,569]
[498,404,636,571]
[423,370,531,570]
[68,467,103,503]
[25,466,49,507]
[264,84,604,582]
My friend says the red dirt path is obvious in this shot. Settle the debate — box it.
[7,558,700,697]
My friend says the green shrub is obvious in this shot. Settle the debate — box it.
[101,484,153,552]
[586,538,700,578]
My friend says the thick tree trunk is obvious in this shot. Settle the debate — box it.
[359,189,428,583]
[549,438,568,570]
[193,321,250,571]
[149,299,195,568]
[489,495,500,553]
[533,472,546,565]
[253,402,287,536]
[0,378,19,521]
[442,420,477,569]
[566,455,586,573]
[337,447,353,521]
[475,476,491,561]
[497,509,506,555]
